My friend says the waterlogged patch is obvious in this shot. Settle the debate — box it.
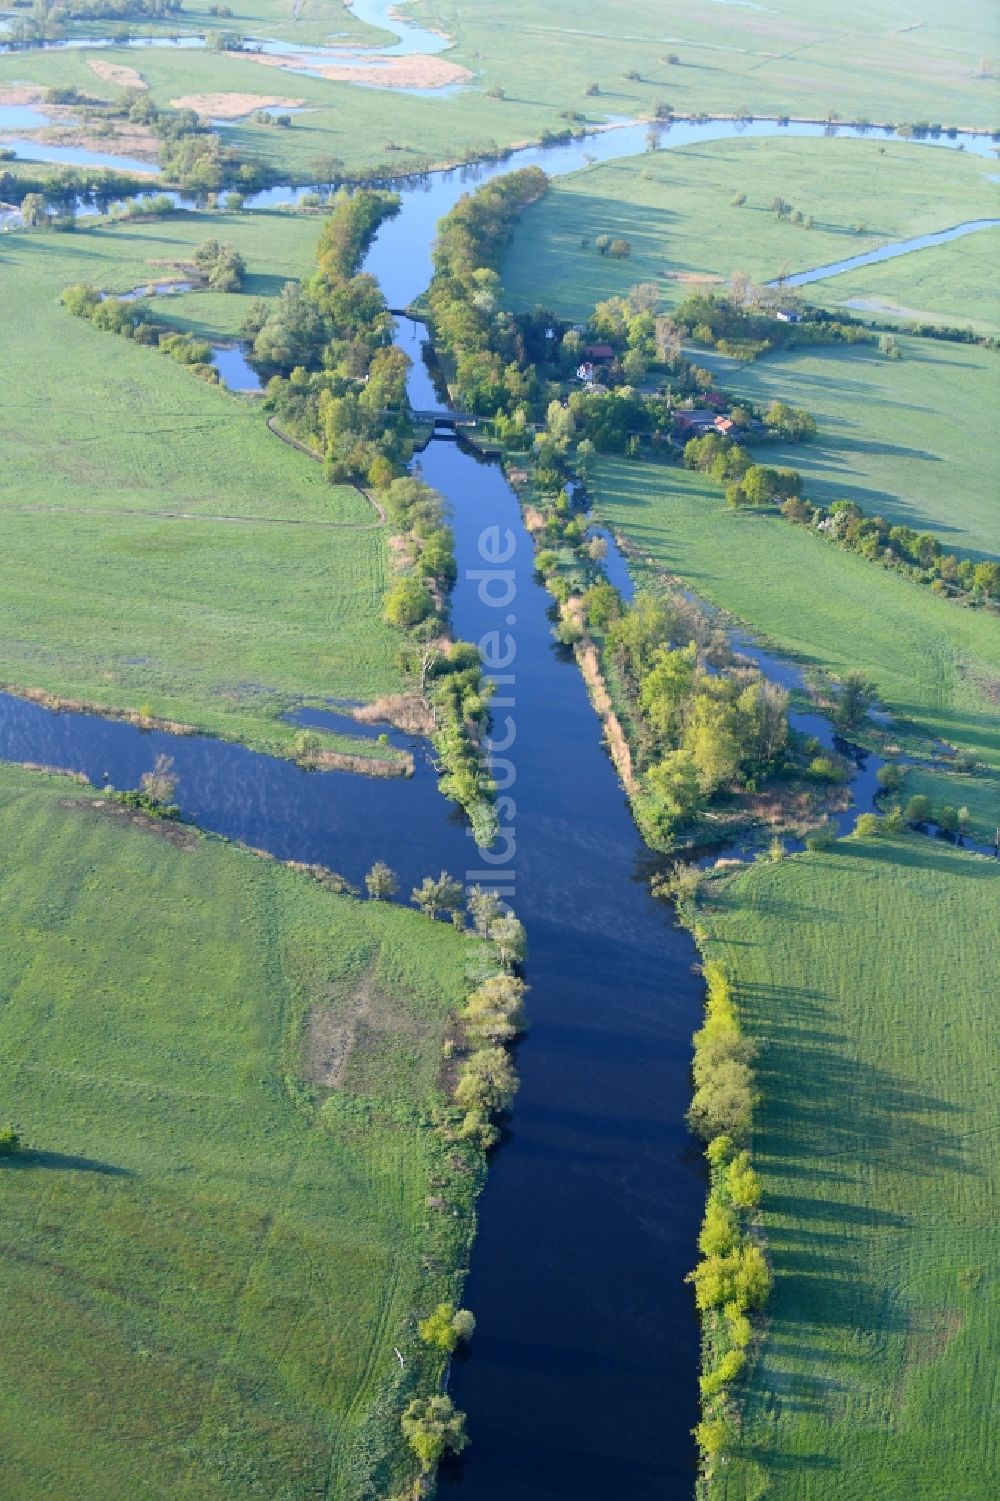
[169,92,306,119]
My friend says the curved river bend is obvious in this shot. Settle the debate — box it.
[1,116,995,1498]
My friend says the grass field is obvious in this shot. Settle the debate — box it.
[698,834,999,1499]
[501,137,1000,325]
[3,0,998,181]
[811,226,1000,334]
[0,210,409,756]
[593,457,1000,809]
[0,761,479,1499]
[686,336,1000,561]
[434,0,1000,132]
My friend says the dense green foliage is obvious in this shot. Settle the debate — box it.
[0,763,483,1498]
[251,189,411,485]
[699,836,1000,1499]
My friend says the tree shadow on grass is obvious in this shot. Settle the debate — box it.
[1,1150,133,1176]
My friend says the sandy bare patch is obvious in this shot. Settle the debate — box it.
[665,270,725,285]
[0,85,44,105]
[169,91,306,118]
[246,50,471,90]
[87,58,146,91]
[574,636,636,793]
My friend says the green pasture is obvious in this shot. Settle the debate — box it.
[0,762,477,1499]
[500,136,1000,324]
[811,225,1000,334]
[3,0,998,183]
[593,457,1000,798]
[687,336,1000,561]
[0,211,407,754]
[435,0,1000,131]
[700,834,999,1499]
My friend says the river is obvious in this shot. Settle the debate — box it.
[2,113,996,1498]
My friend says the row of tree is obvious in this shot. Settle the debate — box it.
[249,189,412,486]
[398,888,527,1481]
[427,166,549,416]
[684,961,770,1473]
[782,496,1000,604]
[62,281,221,382]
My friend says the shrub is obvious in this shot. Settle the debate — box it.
[0,1126,23,1156]
[401,1395,468,1471]
[905,794,933,824]
[805,820,837,851]
[853,812,881,837]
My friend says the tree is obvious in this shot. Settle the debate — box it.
[455,1046,518,1113]
[836,671,876,730]
[401,1395,468,1471]
[384,576,434,629]
[365,860,398,900]
[904,794,932,825]
[595,234,612,255]
[467,883,502,936]
[489,913,527,968]
[139,754,177,806]
[853,812,881,837]
[726,1150,762,1210]
[464,974,526,1043]
[411,871,463,920]
[609,238,632,259]
[937,804,958,834]
[699,1199,738,1257]
[0,1126,23,1156]
[20,192,48,227]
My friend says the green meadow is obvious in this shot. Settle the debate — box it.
[500,136,1000,326]
[3,0,998,183]
[0,762,478,1499]
[700,834,1000,1500]
[593,457,1000,818]
[811,226,1000,335]
[0,209,408,756]
[434,0,1000,131]
[687,335,1000,560]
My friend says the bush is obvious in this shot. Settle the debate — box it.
[384,576,434,629]
[853,812,881,837]
[0,1126,23,1156]
[905,794,933,825]
[805,820,837,851]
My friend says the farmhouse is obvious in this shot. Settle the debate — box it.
[674,408,718,437]
[775,307,802,323]
[583,343,615,362]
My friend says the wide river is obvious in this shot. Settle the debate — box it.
[2,115,995,1498]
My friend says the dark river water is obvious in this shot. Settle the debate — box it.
[2,115,994,1498]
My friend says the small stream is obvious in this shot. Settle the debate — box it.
[1,111,996,1496]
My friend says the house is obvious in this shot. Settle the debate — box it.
[713,415,735,436]
[583,344,615,362]
[576,361,597,384]
[674,408,717,438]
[775,308,802,323]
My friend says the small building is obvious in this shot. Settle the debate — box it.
[583,343,615,362]
[775,307,802,323]
[713,415,735,436]
[576,361,597,384]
